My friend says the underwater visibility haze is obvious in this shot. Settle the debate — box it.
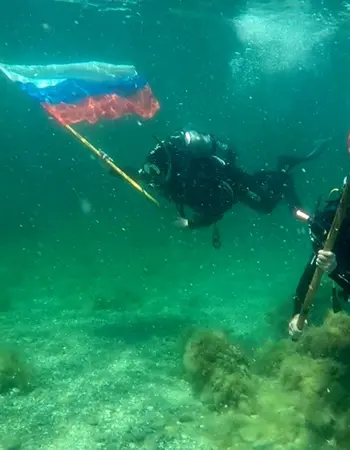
[1,0,350,449]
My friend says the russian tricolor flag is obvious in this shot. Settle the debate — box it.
[0,61,160,125]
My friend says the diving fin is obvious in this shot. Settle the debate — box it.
[304,138,331,162]
[277,138,331,173]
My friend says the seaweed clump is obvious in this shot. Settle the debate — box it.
[296,312,350,447]
[183,329,253,410]
[181,313,350,450]
[254,313,350,448]
[297,311,350,361]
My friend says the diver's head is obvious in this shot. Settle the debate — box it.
[140,141,172,187]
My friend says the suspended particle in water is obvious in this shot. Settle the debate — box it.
[296,227,306,235]
[42,23,51,31]
[80,198,92,214]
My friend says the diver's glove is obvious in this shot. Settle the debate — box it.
[288,314,307,340]
[173,217,189,229]
[316,250,337,274]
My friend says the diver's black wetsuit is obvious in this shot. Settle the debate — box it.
[293,196,350,315]
[130,130,326,230]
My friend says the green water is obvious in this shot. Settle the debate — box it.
[1,1,350,449]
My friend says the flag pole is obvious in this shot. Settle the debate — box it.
[62,123,160,207]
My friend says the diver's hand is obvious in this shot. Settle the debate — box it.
[288,314,307,340]
[174,217,189,229]
[316,250,337,274]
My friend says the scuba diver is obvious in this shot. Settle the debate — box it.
[288,178,350,339]
[112,130,329,247]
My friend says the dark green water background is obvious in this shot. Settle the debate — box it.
[2,2,350,448]
[1,0,350,333]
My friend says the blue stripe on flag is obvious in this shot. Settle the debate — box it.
[16,74,148,105]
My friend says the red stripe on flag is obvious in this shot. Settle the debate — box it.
[43,86,160,125]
